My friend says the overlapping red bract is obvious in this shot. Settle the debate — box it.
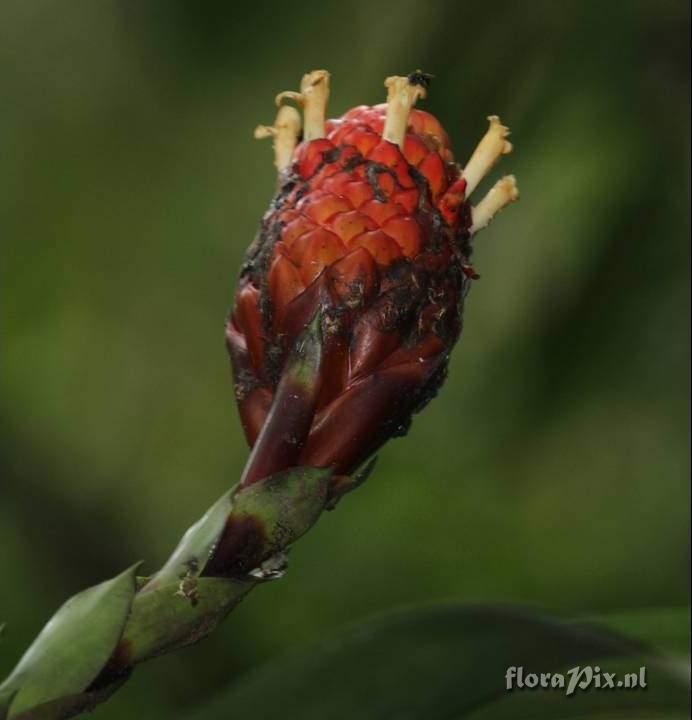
[227,102,474,482]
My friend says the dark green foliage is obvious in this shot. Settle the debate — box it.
[190,605,689,720]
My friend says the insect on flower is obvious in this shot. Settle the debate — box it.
[227,69,518,493]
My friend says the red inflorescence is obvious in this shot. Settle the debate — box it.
[228,87,477,484]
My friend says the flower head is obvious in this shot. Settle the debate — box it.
[228,70,518,489]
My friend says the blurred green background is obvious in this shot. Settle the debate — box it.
[1,0,689,717]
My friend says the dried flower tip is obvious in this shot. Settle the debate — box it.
[276,69,330,142]
[462,116,513,197]
[470,175,519,233]
[254,105,302,172]
[274,90,303,106]
[382,74,428,148]
[300,70,330,141]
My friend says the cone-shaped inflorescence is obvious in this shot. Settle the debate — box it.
[226,69,519,513]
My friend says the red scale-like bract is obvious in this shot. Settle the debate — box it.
[227,102,474,485]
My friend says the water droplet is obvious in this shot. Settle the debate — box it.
[248,551,289,581]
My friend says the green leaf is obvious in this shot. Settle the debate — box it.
[142,487,236,592]
[147,465,330,584]
[189,604,689,720]
[120,466,331,663]
[202,465,331,577]
[232,465,331,548]
[8,676,127,720]
[0,691,17,720]
[0,564,138,718]
[121,577,254,665]
[589,607,690,657]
